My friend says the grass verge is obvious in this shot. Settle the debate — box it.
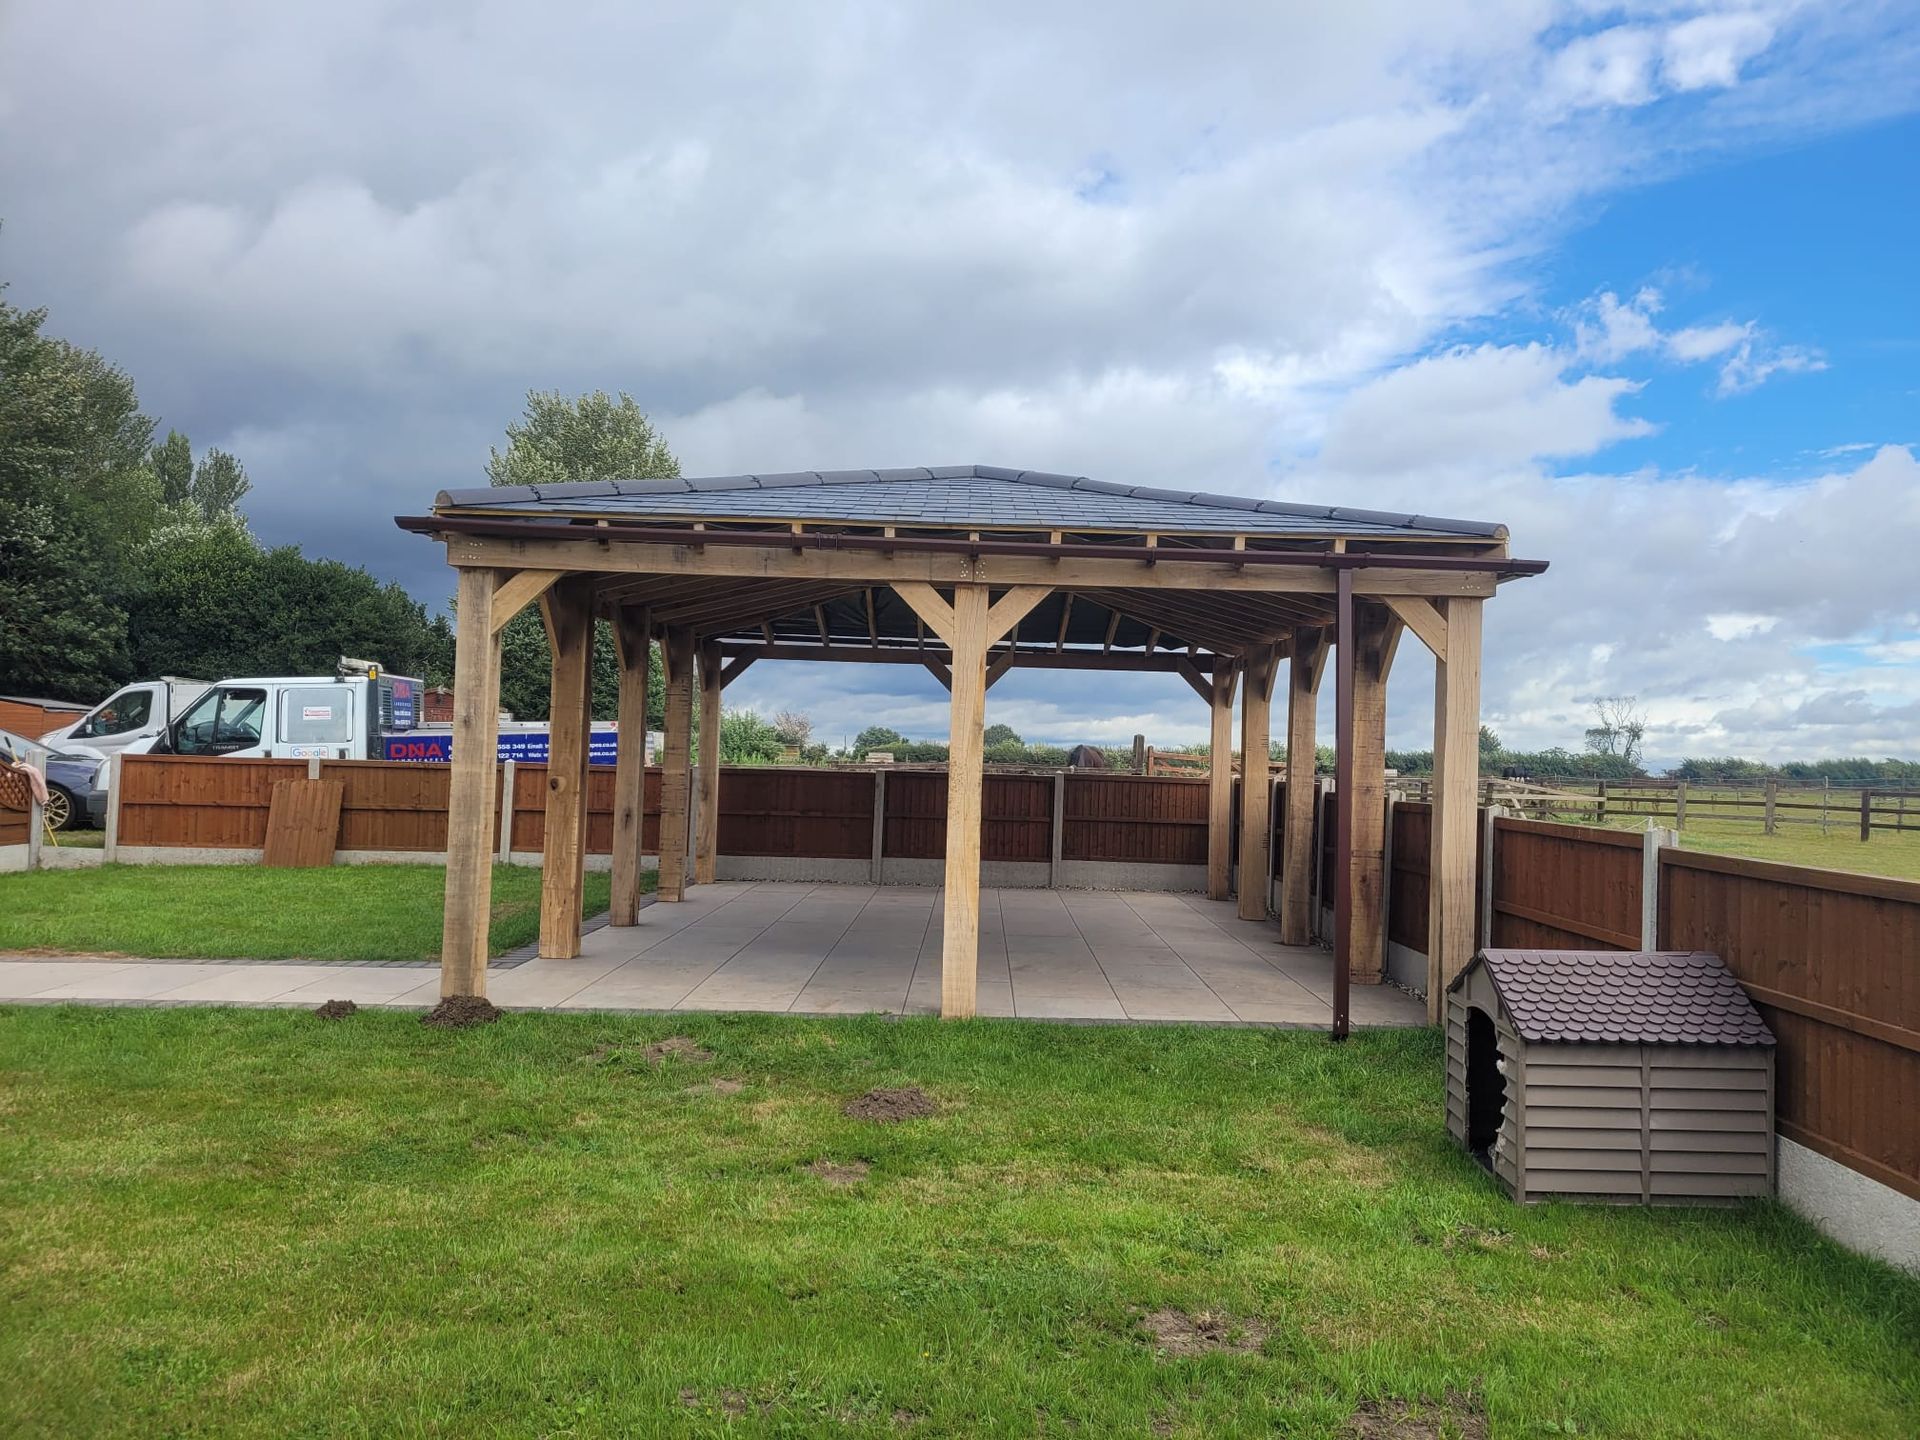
[0,863,627,961]
[1,1007,1915,1438]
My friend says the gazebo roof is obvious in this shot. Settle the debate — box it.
[435,464,1505,541]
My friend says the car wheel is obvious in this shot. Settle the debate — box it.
[43,784,75,831]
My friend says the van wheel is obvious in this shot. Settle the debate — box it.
[43,784,76,831]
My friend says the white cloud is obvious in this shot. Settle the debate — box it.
[1705,612,1778,641]
[1665,320,1750,360]
[1716,339,1827,395]
[1662,11,1778,91]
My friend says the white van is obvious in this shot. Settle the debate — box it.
[42,678,212,761]
[145,666,423,761]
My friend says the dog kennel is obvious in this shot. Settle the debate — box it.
[1446,948,1776,1204]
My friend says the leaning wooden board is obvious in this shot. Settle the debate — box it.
[262,778,345,867]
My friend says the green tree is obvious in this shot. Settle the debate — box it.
[0,295,161,700]
[190,447,251,523]
[485,389,679,720]
[854,725,905,755]
[719,709,785,765]
[150,429,193,508]
[487,389,679,487]
[983,723,1021,747]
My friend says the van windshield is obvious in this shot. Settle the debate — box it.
[174,688,267,755]
[76,690,153,738]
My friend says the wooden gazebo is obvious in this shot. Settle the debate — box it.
[398,465,1544,1029]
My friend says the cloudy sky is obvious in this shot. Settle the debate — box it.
[3,1,1917,765]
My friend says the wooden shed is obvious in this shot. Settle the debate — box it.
[1446,949,1776,1204]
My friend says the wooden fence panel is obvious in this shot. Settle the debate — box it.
[986,775,1054,862]
[1062,773,1208,864]
[119,754,309,848]
[1660,851,1920,1201]
[1489,816,1641,950]
[883,771,948,859]
[1389,801,1431,951]
[321,759,453,852]
[720,769,873,859]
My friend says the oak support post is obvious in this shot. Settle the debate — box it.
[1343,601,1400,987]
[695,639,723,885]
[941,584,992,1017]
[1332,572,1356,1039]
[657,627,695,901]
[1236,642,1279,921]
[609,607,651,925]
[537,577,594,959]
[441,565,504,997]
[1279,629,1327,945]
[1425,596,1483,1022]
[1205,660,1240,900]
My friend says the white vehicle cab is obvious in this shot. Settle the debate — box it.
[41,677,212,761]
[144,660,422,761]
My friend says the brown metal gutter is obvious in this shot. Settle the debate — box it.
[395,513,1548,579]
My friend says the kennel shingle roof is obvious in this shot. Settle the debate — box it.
[433,464,1506,540]
[1457,949,1775,1047]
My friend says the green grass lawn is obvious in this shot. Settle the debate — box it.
[0,863,624,961]
[2,1009,1914,1438]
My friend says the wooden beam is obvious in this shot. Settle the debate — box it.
[711,642,1226,674]
[865,588,880,647]
[814,605,830,645]
[985,585,1050,639]
[984,649,1017,691]
[489,568,563,635]
[537,577,594,958]
[1279,627,1328,946]
[695,639,723,885]
[1237,641,1279,920]
[717,653,756,690]
[609,605,651,927]
[893,581,956,647]
[1427,596,1483,1020]
[940,584,991,1018]
[444,532,1500,597]
[441,566,502,996]
[1055,593,1074,650]
[1174,657,1214,706]
[922,657,952,691]
[1343,601,1401,987]
[657,626,695,901]
[1384,595,1447,663]
[1103,609,1120,652]
[1207,659,1241,900]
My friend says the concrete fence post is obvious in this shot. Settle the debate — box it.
[103,752,125,863]
[307,757,322,780]
[1479,803,1501,950]
[1640,822,1677,948]
[1049,770,1065,889]
[497,759,516,863]
[872,769,887,885]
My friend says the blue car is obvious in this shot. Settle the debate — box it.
[0,726,104,831]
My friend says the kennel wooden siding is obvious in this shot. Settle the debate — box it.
[1447,949,1775,1205]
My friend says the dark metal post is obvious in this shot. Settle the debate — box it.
[1332,569,1355,1041]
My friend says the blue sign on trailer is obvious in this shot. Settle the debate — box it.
[382,729,621,764]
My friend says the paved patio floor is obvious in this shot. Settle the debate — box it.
[0,883,1425,1027]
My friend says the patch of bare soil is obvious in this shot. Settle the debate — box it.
[807,1158,871,1186]
[679,1388,771,1419]
[421,995,502,1029]
[644,1035,713,1065]
[683,1077,743,1096]
[1342,1393,1488,1440]
[843,1086,937,1122]
[1136,1307,1267,1358]
[312,999,358,1020]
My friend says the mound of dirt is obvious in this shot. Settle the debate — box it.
[1343,1393,1488,1439]
[1137,1307,1267,1358]
[421,995,502,1029]
[644,1035,713,1065]
[842,1086,936,1122]
[312,999,359,1021]
[806,1158,871,1186]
